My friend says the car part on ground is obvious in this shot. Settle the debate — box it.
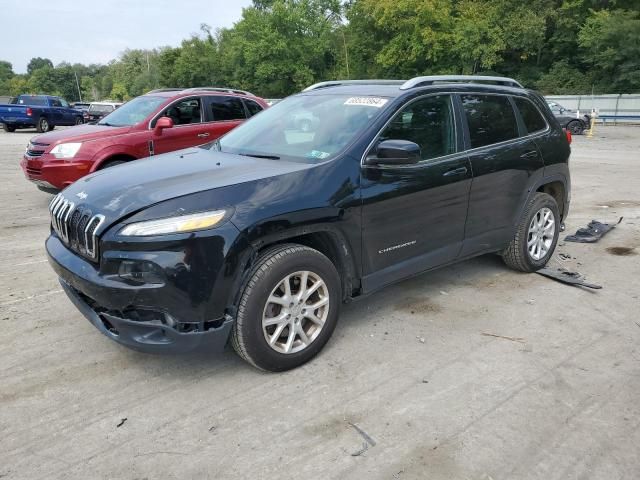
[565,217,623,243]
[536,267,602,289]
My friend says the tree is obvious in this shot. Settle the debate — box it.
[0,60,14,95]
[579,9,640,92]
[218,0,343,97]
[27,57,54,75]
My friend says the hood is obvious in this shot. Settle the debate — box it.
[31,124,132,146]
[60,147,314,226]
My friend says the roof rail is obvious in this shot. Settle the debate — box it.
[303,79,406,92]
[181,87,256,96]
[146,88,184,94]
[400,75,523,90]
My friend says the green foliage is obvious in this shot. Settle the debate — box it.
[26,57,53,75]
[578,9,640,92]
[0,0,638,99]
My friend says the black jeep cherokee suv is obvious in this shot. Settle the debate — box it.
[46,75,571,371]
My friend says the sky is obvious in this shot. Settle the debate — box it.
[1,0,253,73]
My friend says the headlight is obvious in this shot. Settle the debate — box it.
[50,143,82,159]
[119,210,227,236]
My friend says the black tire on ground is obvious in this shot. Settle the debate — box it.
[47,124,55,131]
[567,120,584,135]
[99,160,127,169]
[231,244,341,371]
[502,192,560,272]
[75,116,83,125]
[2,124,16,132]
[36,117,49,133]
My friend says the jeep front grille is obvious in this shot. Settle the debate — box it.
[49,194,105,260]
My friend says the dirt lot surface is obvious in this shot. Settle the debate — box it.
[1,126,639,480]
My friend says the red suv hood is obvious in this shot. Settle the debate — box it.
[31,124,132,145]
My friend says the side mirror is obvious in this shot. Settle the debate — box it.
[364,139,421,166]
[154,116,174,134]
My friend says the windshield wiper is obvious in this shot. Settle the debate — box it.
[238,153,281,160]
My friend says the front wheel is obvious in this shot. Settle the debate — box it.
[75,116,83,126]
[231,244,341,371]
[502,192,560,272]
[2,124,16,132]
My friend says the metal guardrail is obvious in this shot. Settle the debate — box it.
[546,94,640,124]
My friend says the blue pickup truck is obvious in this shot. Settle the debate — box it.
[0,95,84,133]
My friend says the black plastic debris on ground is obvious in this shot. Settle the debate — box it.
[565,217,622,243]
[537,267,602,289]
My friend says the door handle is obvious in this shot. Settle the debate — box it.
[443,166,468,177]
[197,132,210,138]
[520,150,538,159]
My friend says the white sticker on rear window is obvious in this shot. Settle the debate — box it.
[344,97,388,108]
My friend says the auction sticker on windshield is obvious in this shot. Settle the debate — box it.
[344,97,388,108]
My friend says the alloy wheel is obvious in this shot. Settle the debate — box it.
[262,270,329,354]
[527,207,555,261]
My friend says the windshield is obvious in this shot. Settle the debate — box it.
[217,93,390,163]
[90,104,115,114]
[98,96,165,126]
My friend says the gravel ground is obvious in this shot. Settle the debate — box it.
[1,125,639,480]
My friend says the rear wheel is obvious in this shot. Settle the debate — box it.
[231,244,341,371]
[502,192,560,272]
[2,124,16,132]
[36,117,49,133]
[567,120,584,135]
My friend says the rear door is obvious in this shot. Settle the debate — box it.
[152,96,211,154]
[59,98,76,124]
[458,93,544,257]
[201,95,248,139]
[49,97,65,124]
[360,94,472,292]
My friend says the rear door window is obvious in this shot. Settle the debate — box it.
[208,96,247,121]
[244,99,264,117]
[461,95,519,148]
[513,97,547,134]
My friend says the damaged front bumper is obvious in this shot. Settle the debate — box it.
[47,234,234,354]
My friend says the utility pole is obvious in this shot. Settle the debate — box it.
[341,30,350,79]
[74,71,82,102]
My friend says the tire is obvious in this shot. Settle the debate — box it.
[99,159,126,169]
[75,117,83,126]
[231,244,341,371]
[2,124,16,132]
[47,124,55,131]
[567,120,584,135]
[502,192,560,272]
[36,117,49,133]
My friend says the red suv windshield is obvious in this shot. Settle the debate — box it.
[98,96,165,127]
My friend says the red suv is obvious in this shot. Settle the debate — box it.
[20,88,269,193]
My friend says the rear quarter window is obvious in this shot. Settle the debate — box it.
[244,99,264,117]
[461,94,519,149]
[513,97,547,134]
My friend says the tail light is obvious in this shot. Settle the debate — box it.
[564,128,572,144]
[26,107,32,117]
